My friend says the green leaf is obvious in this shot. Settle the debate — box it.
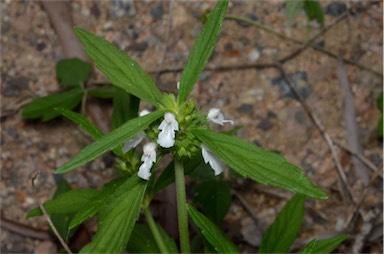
[112,88,140,130]
[191,129,328,199]
[55,110,164,174]
[377,92,383,112]
[259,194,305,253]
[55,107,104,139]
[285,0,304,21]
[69,176,127,229]
[304,0,324,25]
[56,58,92,87]
[178,0,228,103]
[127,223,179,253]
[298,239,318,253]
[27,189,99,218]
[74,27,163,106]
[193,180,231,224]
[80,175,147,253]
[87,86,116,98]
[22,87,83,122]
[311,234,349,253]
[187,204,238,254]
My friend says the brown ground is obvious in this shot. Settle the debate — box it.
[1,1,383,253]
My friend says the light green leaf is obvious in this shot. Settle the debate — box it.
[55,107,104,139]
[259,194,305,253]
[74,27,163,106]
[178,0,228,103]
[56,58,92,87]
[187,204,238,254]
[112,88,139,130]
[27,189,99,218]
[299,239,318,253]
[87,86,116,98]
[22,87,83,122]
[311,234,349,253]
[80,175,147,253]
[55,110,164,174]
[285,0,304,20]
[191,129,327,199]
[69,177,127,229]
[304,0,324,25]
[127,223,179,253]
[193,180,231,224]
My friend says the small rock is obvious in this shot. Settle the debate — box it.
[237,104,254,115]
[253,139,263,147]
[2,76,29,97]
[271,71,312,100]
[127,41,148,52]
[294,110,307,125]
[150,5,164,20]
[91,2,101,18]
[110,0,136,18]
[247,48,261,62]
[36,42,46,51]
[325,2,347,17]
[6,128,19,140]
[257,118,273,131]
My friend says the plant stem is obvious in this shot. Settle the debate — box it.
[143,207,168,254]
[175,158,190,253]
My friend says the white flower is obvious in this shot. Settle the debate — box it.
[207,108,234,125]
[177,82,180,90]
[201,144,225,176]
[157,112,179,148]
[122,131,145,154]
[139,109,151,117]
[138,142,157,180]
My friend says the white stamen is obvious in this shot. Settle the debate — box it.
[207,108,234,125]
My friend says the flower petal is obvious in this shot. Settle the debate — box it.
[122,131,145,153]
[207,108,234,125]
[201,144,225,176]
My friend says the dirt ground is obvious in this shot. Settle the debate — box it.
[1,0,383,253]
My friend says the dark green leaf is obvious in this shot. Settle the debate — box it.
[56,58,92,87]
[80,176,147,253]
[22,87,83,122]
[55,107,104,139]
[112,88,139,130]
[55,110,164,174]
[27,189,99,218]
[259,194,305,253]
[178,0,228,103]
[187,204,238,254]
[377,92,383,112]
[193,180,231,223]
[74,27,163,106]
[69,176,127,229]
[298,239,317,253]
[311,234,349,253]
[127,223,179,253]
[285,0,305,20]
[191,129,328,199]
[304,0,324,25]
[87,86,116,98]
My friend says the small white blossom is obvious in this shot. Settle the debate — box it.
[157,112,179,148]
[139,109,151,117]
[122,131,145,154]
[177,82,180,90]
[138,142,157,180]
[207,108,234,125]
[201,144,225,176]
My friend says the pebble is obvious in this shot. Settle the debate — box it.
[110,0,136,18]
[127,41,148,52]
[294,109,307,125]
[2,76,29,97]
[325,2,347,17]
[150,5,164,20]
[271,71,312,100]
[237,104,254,115]
[257,117,273,131]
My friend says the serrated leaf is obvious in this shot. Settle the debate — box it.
[55,107,104,139]
[187,204,238,254]
[22,87,83,122]
[87,86,116,98]
[127,223,179,253]
[311,234,349,253]
[80,175,147,253]
[112,88,139,130]
[56,58,92,87]
[191,129,327,199]
[298,239,318,253]
[193,180,231,224]
[178,0,228,103]
[285,0,304,20]
[27,189,99,218]
[55,110,164,174]
[304,0,324,25]
[74,27,163,106]
[69,176,127,229]
[259,194,305,253]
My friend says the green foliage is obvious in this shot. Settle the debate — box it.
[193,180,231,224]
[22,87,83,121]
[55,110,164,174]
[80,176,147,253]
[259,194,305,253]
[285,0,304,21]
[74,27,163,107]
[87,86,116,98]
[112,88,139,130]
[56,58,92,87]
[191,129,328,199]
[285,0,324,25]
[178,0,228,103]
[187,204,239,254]
[310,234,349,253]
[299,239,318,253]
